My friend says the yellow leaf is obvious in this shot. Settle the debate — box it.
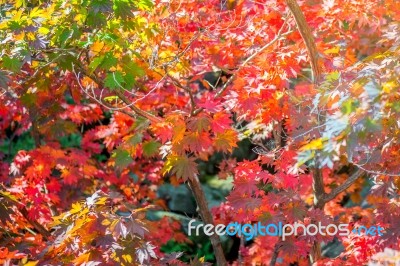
[102,218,111,226]
[70,202,82,214]
[74,14,86,24]
[325,46,340,54]
[162,155,178,175]
[38,27,50,35]
[15,0,26,8]
[90,41,105,54]
[30,7,44,18]
[300,138,326,151]
[122,254,133,263]
[73,252,90,264]
[214,129,238,153]
[0,21,8,30]
[96,196,107,205]
[382,81,397,94]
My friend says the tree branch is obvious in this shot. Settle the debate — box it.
[323,168,364,203]
[312,157,326,209]
[113,90,162,124]
[269,242,281,266]
[0,191,51,240]
[19,205,52,240]
[72,64,162,124]
[285,0,321,83]
[284,1,324,262]
[187,175,227,266]
[163,69,197,116]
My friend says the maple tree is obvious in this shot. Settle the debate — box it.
[1,0,400,265]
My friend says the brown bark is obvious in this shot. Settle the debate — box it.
[188,175,227,266]
[285,0,325,262]
[285,0,321,84]
[269,242,281,266]
[323,168,364,203]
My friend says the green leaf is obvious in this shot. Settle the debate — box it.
[89,0,113,14]
[113,0,134,19]
[55,53,79,71]
[133,117,151,130]
[2,56,22,73]
[341,98,359,115]
[326,70,340,82]
[87,12,107,28]
[127,133,143,145]
[123,72,136,88]
[142,140,161,157]
[135,0,154,11]
[113,149,133,169]
[58,28,74,47]
[89,55,105,73]
[365,117,381,132]
[104,71,125,90]
[122,57,145,77]
[20,93,37,107]
[98,33,119,43]
[100,52,118,69]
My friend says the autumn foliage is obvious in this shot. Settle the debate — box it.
[0,0,400,265]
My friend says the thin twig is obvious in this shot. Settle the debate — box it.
[164,68,197,116]
[71,64,162,124]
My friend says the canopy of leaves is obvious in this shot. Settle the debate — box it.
[0,0,400,265]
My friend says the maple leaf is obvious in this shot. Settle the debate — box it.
[112,149,133,169]
[214,129,238,153]
[233,175,258,195]
[163,155,199,181]
[182,132,212,153]
[61,167,80,185]
[142,140,161,158]
[112,219,128,239]
[150,122,173,144]
[125,217,148,238]
[211,112,232,133]
[197,94,223,112]
[187,115,211,133]
[136,242,157,265]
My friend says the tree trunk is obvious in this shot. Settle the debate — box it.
[188,175,227,266]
